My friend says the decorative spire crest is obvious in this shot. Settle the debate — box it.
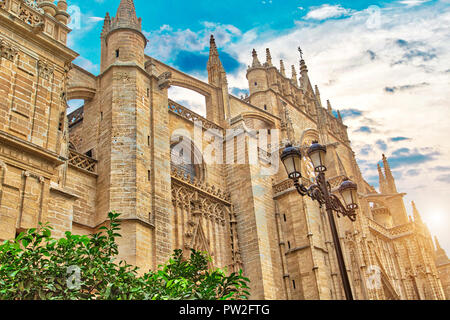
[251,49,261,68]
[209,35,219,56]
[110,0,142,33]
[208,35,226,86]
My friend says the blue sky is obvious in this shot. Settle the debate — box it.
[66,0,450,253]
[68,0,446,76]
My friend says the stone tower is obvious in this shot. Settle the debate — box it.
[93,0,175,269]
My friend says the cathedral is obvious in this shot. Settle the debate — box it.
[0,0,448,300]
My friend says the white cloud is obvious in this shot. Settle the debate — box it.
[398,0,431,7]
[73,56,99,74]
[305,4,351,20]
[143,22,242,60]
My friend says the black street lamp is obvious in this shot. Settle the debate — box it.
[280,141,358,300]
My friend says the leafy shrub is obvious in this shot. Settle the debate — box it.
[0,212,250,300]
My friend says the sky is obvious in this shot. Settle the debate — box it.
[65,0,450,254]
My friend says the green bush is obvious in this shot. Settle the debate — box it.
[0,212,250,300]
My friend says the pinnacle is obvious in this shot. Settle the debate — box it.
[280,60,286,76]
[266,48,272,66]
[251,49,261,68]
[209,35,219,56]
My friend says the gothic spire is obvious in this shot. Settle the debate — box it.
[435,236,442,250]
[110,0,142,32]
[315,85,323,107]
[412,201,423,224]
[299,48,313,92]
[326,99,332,115]
[251,49,262,68]
[435,235,449,265]
[280,60,286,76]
[291,65,298,86]
[378,163,387,194]
[265,48,273,67]
[382,154,398,193]
[209,34,219,57]
[337,110,343,123]
[207,35,226,87]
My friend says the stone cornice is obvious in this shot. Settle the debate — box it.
[0,131,64,166]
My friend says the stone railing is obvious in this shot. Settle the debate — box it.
[390,223,414,237]
[171,167,231,204]
[168,99,224,133]
[368,219,414,239]
[0,0,70,44]
[368,219,391,239]
[68,149,97,173]
[272,177,313,196]
[0,0,44,26]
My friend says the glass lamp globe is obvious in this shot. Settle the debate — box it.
[307,141,327,173]
[338,179,358,210]
[280,145,303,180]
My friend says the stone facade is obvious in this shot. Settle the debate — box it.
[0,0,447,300]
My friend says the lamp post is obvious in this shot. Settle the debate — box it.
[280,141,358,300]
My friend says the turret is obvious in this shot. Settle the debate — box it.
[247,49,268,95]
[100,0,147,73]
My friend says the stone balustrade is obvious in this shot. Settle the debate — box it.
[68,148,97,173]
[171,167,231,204]
[368,218,414,239]
[0,0,70,44]
[168,99,224,133]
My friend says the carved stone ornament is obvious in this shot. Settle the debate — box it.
[157,71,172,90]
[0,38,18,62]
[18,1,44,26]
[37,59,54,80]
